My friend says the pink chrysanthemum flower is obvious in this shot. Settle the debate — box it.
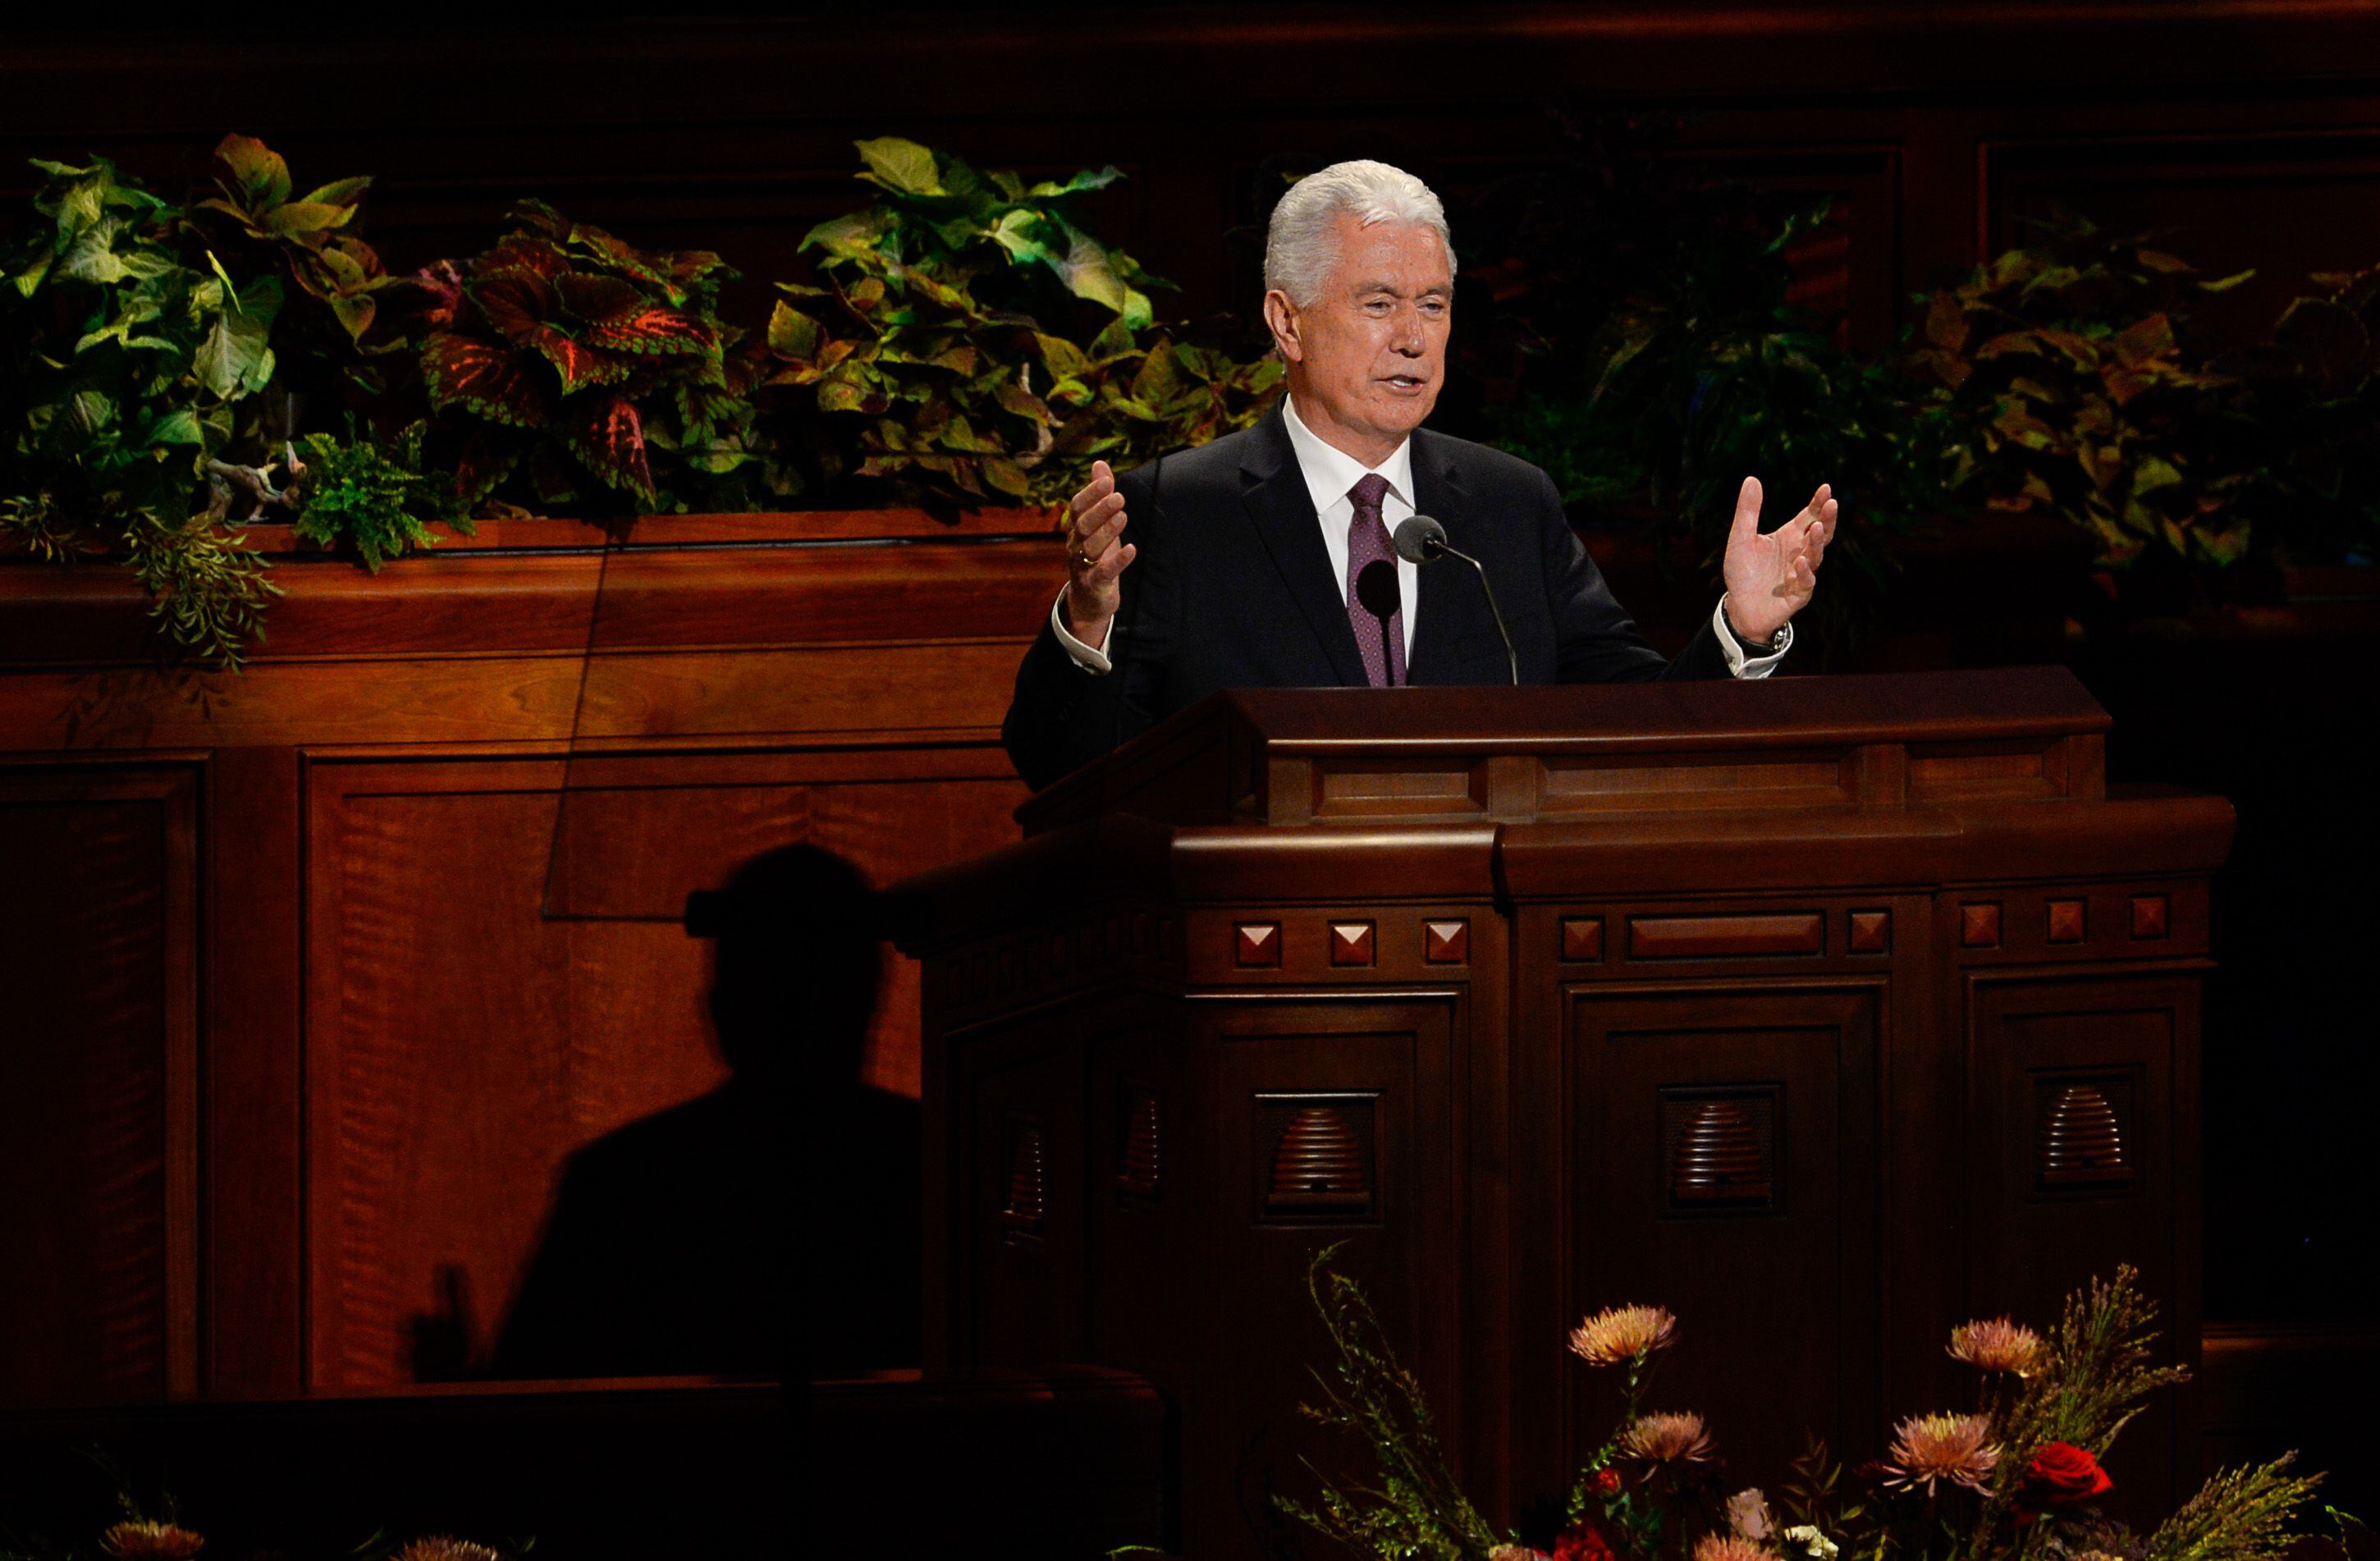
[392,1542,501,1561]
[1882,1412,1999,1494]
[1620,1410,1714,1464]
[1696,1535,1782,1561]
[100,1524,204,1561]
[1568,1304,1679,1366]
[1947,1317,2047,1377]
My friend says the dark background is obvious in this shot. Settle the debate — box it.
[2,0,2375,1532]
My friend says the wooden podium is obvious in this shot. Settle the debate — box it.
[894,668,2231,1557]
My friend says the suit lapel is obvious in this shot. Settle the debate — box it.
[1407,428,1474,681]
[1240,410,1369,688]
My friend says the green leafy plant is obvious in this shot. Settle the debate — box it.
[762,136,1280,510]
[0,153,284,663]
[195,132,406,358]
[2215,264,2380,569]
[293,420,472,570]
[1905,214,2258,588]
[1275,1245,1501,1561]
[1460,120,1938,648]
[416,199,762,515]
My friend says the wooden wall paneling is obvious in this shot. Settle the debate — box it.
[1965,962,2207,1517]
[1563,976,1884,1494]
[1460,901,1516,1524]
[1084,990,1195,1389]
[571,641,1028,744]
[300,741,1024,1389]
[0,535,1054,751]
[204,745,306,1398]
[1194,994,1463,1559]
[0,634,1027,753]
[1509,902,1574,1513]
[1874,891,1966,1448]
[966,1037,1082,1372]
[302,753,697,1390]
[0,760,200,1407]
[0,656,584,753]
[539,740,1028,1094]
[1511,890,1934,1509]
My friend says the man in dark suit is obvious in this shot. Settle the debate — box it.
[1002,159,1838,791]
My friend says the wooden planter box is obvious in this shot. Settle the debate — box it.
[0,510,1055,1406]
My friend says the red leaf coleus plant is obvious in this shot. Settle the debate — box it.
[416,199,762,513]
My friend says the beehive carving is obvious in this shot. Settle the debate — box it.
[1669,1100,1773,1204]
[1267,1106,1371,1211]
[2039,1083,2129,1186]
[1117,1092,1160,1197]
[999,1124,1047,1241]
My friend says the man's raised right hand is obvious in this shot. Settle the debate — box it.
[1061,460,1137,652]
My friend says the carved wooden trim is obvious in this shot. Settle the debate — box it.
[1627,912,1825,959]
[2037,1080,2131,1189]
[1235,922,1282,968]
[1256,1092,1380,1222]
[1662,1090,1781,1212]
[1116,1087,1161,1201]
[2046,898,2088,944]
[999,1119,1049,1244]
[1561,917,1605,961]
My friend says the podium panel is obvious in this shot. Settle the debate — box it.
[895,669,2231,1557]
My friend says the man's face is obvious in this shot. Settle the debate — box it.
[1265,213,1453,460]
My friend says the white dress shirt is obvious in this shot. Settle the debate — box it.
[1051,395,1790,679]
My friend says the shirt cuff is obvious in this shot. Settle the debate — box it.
[1714,595,1792,680]
[1050,588,1114,675]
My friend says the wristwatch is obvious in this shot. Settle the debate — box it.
[1720,593,1783,654]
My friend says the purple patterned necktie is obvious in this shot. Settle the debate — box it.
[1345,472,1404,688]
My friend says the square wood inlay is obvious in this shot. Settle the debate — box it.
[1848,909,1891,953]
[1235,922,1281,968]
[1561,917,1604,960]
[2046,899,2087,944]
[1330,921,1375,966]
[1423,919,1469,963]
[1960,902,2002,948]
[2130,894,2169,940]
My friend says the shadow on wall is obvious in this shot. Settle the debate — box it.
[490,842,921,1382]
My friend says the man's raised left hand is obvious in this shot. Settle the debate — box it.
[1721,476,1838,645]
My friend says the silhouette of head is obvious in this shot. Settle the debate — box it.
[693,844,881,1088]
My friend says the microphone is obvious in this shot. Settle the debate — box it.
[1391,514,1518,686]
[1353,559,1404,686]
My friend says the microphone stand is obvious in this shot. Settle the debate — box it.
[1407,530,1518,687]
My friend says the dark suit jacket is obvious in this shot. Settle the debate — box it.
[1001,407,1738,790]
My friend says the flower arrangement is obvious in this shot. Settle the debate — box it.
[0,1505,519,1561]
[0,1477,521,1561]
[1279,1249,2341,1561]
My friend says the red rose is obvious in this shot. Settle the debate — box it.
[1554,1519,1618,1561]
[2019,1442,2112,1511]
[1591,1468,1624,1498]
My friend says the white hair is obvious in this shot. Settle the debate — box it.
[1263,159,1455,307]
